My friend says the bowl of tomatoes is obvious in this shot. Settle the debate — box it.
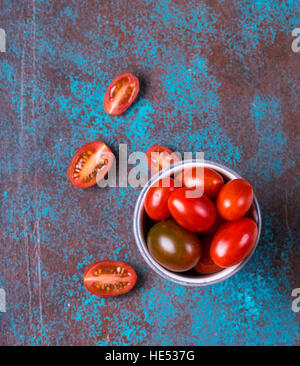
[133,159,261,286]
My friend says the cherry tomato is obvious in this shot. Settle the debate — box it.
[145,145,179,173]
[216,178,254,221]
[210,218,258,268]
[144,178,177,221]
[194,235,222,274]
[68,141,114,188]
[83,260,137,297]
[246,203,258,223]
[168,188,216,232]
[175,167,224,199]
[147,219,201,272]
[199,214,225,236]
[104,73,139,115]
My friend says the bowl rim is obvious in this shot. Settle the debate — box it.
[133,159,262,287]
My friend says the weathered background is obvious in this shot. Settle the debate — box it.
[0,0,299,346]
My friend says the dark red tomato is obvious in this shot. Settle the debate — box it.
[175,167,224,199]
[210,218,258,268]
[246,203,258,223]
[147,219,201,272]
[83,260,137,297]
[144,178,177,221]
[168,188,216,232]
[68,141,114,188]
[104,73,139,115]
[195,235,222,274]
[216,178,254,221]
[199,214,225,236]
[145,145,179,173]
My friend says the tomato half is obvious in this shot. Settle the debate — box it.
[175,167,224,199]
[83,260,137,297]
[210,218,258,268]
[145,145,180,173]
[168,188,216,232]
[68,141,114,188]
[216,179,254,221]
[194,235,222,274]
[104,73,139,115]
[144,178,177,221]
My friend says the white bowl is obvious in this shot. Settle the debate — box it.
[133,159,262,287]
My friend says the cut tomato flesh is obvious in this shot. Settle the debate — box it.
[68,141,114,188]
[104,73,139,115]
[108,79,135,114]
[83,261,137,297]
[146,145,179,173]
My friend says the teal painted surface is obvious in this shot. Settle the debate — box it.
[0,0,299,345]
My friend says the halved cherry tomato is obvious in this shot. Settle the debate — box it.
[104,73,139,115]
[68,141,114,188]
[83,260,137,297]
[210,218,258,268]
[144,178,177,221]
[168,188,216,232]
[195,235,222,274]
[175,167,224,199]
[216,178,254,221]
[145,145,180,173]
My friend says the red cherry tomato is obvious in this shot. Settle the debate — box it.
[216,178,254,221]
[168,188,216,232]
[199,214,225,236]
[175,167,224,199]
[246,203,258,223]
[145,145,179,173]
[210,218,258,268]
[195,235,222,274]
[83,260,137,297]
[104,73,139,115]
[144,178,177,221]
[68,141,114,188]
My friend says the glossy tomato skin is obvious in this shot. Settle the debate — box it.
[147,219,201,272]
[144,178,177,221]
[216,178,254,221]
[199,214,225,236]
[246,203,258,223]
[210,218,258,268]
[104,73,139,115]
[145,145,179,173]
[194,235,222,274]
[68,141,114,188]
[83,260,137,298]
[175,167,224,199]
[168,188,217,232]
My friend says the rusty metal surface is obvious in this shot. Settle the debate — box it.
[0,0,299,345]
